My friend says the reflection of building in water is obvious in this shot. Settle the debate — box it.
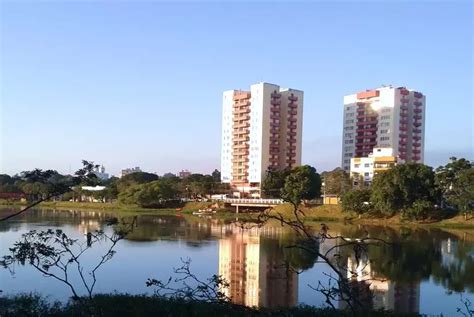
[77,219,101,235]
[218,226,298,308]
[341,253,420,313]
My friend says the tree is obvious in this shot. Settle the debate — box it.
[322,168,351,196]
[211,169,221,183]
[118,180,179,208]
[371,163,439,216]
[436,157,474,217]
[281,165,321,206]
[116,172,159,192]
[449,168,474,219]
[341,189,371,215]
[261,168,290,198]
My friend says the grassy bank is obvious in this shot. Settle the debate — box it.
[1,200,473,228]
[266,204,474,228]
[0,293,421,317]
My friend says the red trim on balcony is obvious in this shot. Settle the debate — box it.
[414,92,423,98]
[400,89,410,96]
[414,108,422,114]
[414,101,422,106]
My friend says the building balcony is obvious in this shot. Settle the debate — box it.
[286,159,296,165]
[233,107,250,114]
[288,110,297,115]
[413,136,421,141]
[233,136,249,142]
[356,141,377,146]
[412,155,421,161]
[270,128,280,134]
[271,99,281,105]
[414,92,423,98]
[289,117,297,122]
[356,120,378,126]
[414,122,422,128]
[414,108,422,114]
[270,114,280,120]
[288,152,297,158]
[287,131,297,137]
[288,145,296,150]
[357,114,377,120]
[400,119,409,125]
[288,103,298,109]
[357,127,377,133]
[233,115,250,122]
[413,129,422,134]
[414,115,422,120]
[357,102,366,107]
[401,98,410,104]
[413,149,421,154]
[287,138,296,143]
[399,126,408,132]
[288,124,297,129]
[356,134,376,139]
[269,150,279,155]
[271,92,281,98]
[270,121,279,128]
[288,95,298,102]
[414,101,422,107]
[400,89,410,96]
[413,142,421,147]
[399,133,407,139]
[270,136,279,142]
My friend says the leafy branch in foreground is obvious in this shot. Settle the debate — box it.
[146,258,230,304]
[0,217,136,311]
[0,160,100,222]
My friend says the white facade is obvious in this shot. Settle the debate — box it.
[220,82,304,196]
[350,147,397,185]
[342,86,426,171]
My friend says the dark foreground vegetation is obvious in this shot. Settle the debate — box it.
[0,294,421,317]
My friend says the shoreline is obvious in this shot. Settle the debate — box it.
[1,200,473,229]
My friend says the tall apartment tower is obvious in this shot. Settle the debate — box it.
[341,86,426,171]
[221,82,304,197]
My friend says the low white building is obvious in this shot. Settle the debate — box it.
[350,147,397,186]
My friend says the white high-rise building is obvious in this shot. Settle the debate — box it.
[341,86,426,171]
[221,82,304,197]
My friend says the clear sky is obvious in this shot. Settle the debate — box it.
[1,1,472,176]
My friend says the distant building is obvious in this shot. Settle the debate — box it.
[350,147,397,186]
[93,165,109,180]
[120,167,142,178]
[178,169,191,178]
[221,82,304,198]
[342,86,426,171]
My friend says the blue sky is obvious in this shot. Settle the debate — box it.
[1,1,472,176]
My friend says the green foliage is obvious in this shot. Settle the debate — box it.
[435,157,474,215]
[0,293,415,317]
[281,165,321,205]
[116,172,159,192]
[321,168,351,196]
[341,189,371,214]
[402,200,434,220]
[118,180,179,208]
[370,163,439,216]
[262,168,291,198]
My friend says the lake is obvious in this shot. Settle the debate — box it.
[1,208,473,316]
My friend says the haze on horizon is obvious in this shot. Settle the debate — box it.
[1,2,472,176]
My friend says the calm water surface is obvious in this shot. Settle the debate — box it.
[1,208,473,316]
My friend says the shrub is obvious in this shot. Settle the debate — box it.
[341,189,372,215]
[402,200,434,221]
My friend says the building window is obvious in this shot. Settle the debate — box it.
[345,119,354,124]
[344,140,354,144]
[364,163,370,167]
[380,129,389,134]
[380,136,390,141]
[354,164,360,168]
[381,115,390,120]
[364,172,369,176]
